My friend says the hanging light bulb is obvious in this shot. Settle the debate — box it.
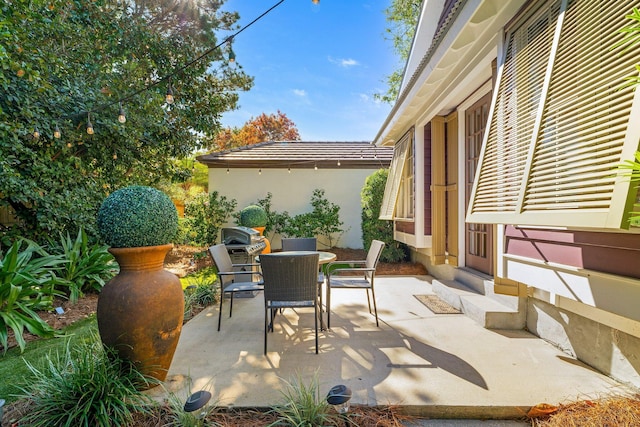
[258,168,262,175]
[227,39,236,63]
[33,127,40,139]
[288,167,291,173]
[166,81,175,104]
[314,163,318,170]
[337,160,341,166]
[226,167,230,174]
[118,102,126,123]
[67,142,72,148]
[113,153,117,160]
[312,0,319,4]
[53,123,61,139]
[86,113,94,135]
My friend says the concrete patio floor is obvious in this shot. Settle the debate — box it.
[150,275,631,420]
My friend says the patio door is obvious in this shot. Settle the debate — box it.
[465,93,493,275]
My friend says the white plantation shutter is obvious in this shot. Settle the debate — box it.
[380,131,412,220]
[467,0,640,229]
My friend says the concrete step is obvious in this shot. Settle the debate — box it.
[432,278,525,330]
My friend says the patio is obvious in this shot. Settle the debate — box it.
[151,275,630,419]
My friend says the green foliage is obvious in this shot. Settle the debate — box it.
[182,267,218,320]
[275,189,345,249]
[97,186,178,248]
[375,0,421,103]
[267,371,336,427]
[48,228,117,303]
[0,0,253,244]
[0,315,97,404]
[16,334,155,427]
[240,204,268,227]
[184,191,237,247]
[0,239,64,353]
[361,169,409,262]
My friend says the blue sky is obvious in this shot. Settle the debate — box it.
[220,0,397,141]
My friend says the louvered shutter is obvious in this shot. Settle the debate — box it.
[467,0,640,229]
[379,131,412,220]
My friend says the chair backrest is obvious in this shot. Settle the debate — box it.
[281,237,317,252]
[365,240,385,279]
[208,244,234,284]
[260,253,319,302]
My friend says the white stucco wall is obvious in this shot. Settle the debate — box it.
[208,167,381,249]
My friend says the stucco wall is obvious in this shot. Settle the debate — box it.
[208,167,381,249]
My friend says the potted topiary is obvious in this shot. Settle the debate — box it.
[239,204,270,253]
[96,185,183,385]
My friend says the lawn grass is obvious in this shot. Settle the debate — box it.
[0,315,98,403]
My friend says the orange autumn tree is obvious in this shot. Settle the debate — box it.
[214,110,300,151]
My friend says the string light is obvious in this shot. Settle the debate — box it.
[314,163,318,170]
[337,160,341,166]
[258,168,262,175]
[226,167,230,174]
[53,123,61,139]
[227,39,236,63]
[118,102,126,123]
[288,167,291,173]
[312,0,319,4]
[67,142,72,148]
[30,0,288,138]
[86,113,94,135]
[113,153,117,159]
[166,81,175,104]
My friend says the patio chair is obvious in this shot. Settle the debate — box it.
[281,237,317,251]
[208,244,264,331]
[325,239,385,328]
[260,252,321,354]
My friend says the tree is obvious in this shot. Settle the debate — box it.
[0,0,253,243]
[375,0,421,104]
[214,110,300,151]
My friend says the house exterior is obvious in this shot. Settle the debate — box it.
[374,0,640,387]
[197,141,393,249]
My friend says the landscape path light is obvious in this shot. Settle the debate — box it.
[184,390,212,422]
[326,384,352,414]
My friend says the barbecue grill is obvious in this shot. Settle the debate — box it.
[220,226,266,297]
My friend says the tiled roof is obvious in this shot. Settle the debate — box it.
[196,141,393,169]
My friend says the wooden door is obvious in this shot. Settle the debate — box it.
[465,93,493,275]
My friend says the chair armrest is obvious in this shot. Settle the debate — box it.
[231,263,261,268]
[327,267,376,277]
[218,271,263,279]
[325,260,366,274]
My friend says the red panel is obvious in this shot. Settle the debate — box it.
[505,226,640,279]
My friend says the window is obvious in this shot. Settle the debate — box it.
[467,0,640,229]
[379,130,414,220]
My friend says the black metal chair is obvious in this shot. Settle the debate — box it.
[260,252,321,354]
[325,240,385,328]
[208,244,264,331]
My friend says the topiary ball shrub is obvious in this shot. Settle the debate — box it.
[240,204,268,228]
[97,185,178,248]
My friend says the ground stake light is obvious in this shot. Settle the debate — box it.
[326,384,352,414]
[184,390,212,420]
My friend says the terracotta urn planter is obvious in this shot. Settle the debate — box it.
[97,244,184,383]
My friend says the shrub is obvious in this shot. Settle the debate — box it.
[361,169,409,262]
[268,371,336,427]
[184,191,237,247]
[277,189,345,248]
[0,239,64,353]
[239,204,268,228]
[16,334,155,426]
[49,228,117,303]
[96,185,178,248]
